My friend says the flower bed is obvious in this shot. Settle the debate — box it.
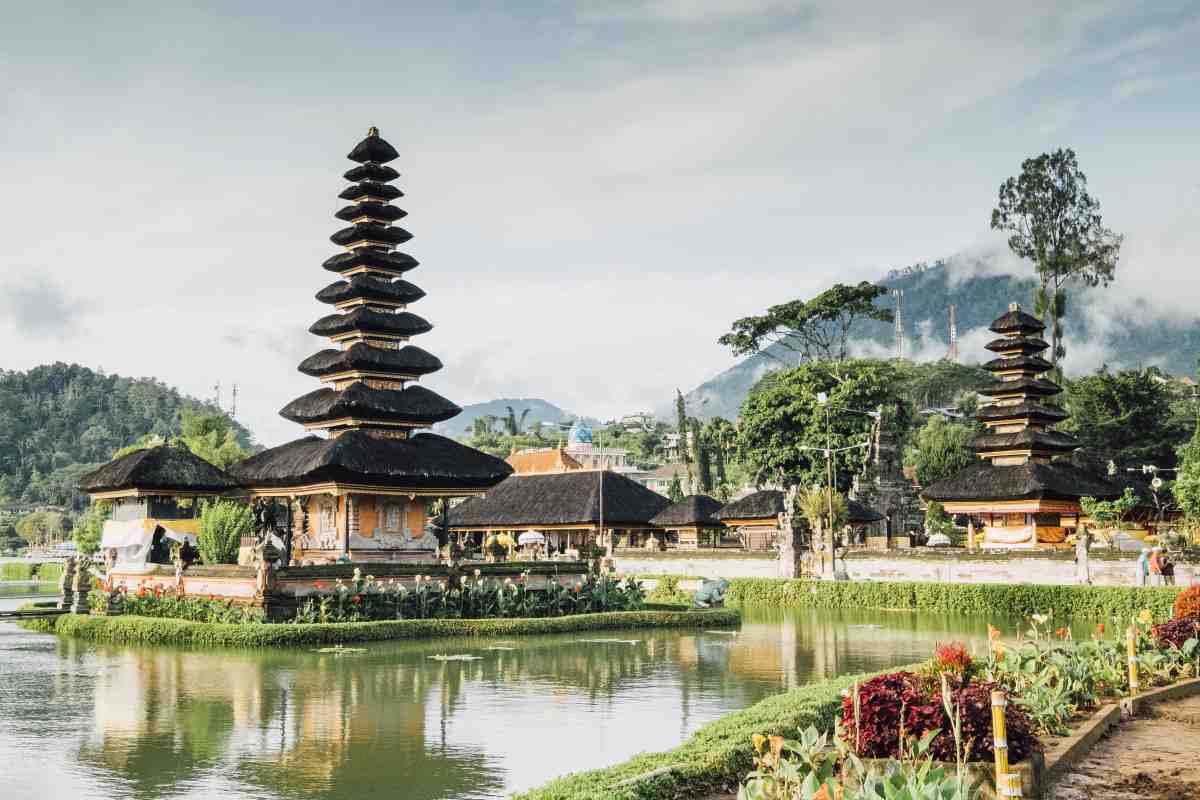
[726,578,1181,621]
[17,606,739,648]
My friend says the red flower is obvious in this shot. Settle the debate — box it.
[1055,627,1071,640]
[314,581,325,590]
[1096,623,1105,637]
[351,595,362,605]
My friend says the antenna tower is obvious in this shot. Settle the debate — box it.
[947,305,958,362]
[892,289,905,360]
[231,383,239,418]
[213,381,221,409]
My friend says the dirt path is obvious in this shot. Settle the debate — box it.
[1049,694,1200,800]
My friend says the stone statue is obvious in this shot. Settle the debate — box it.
[693,578,729,608]
[255,557,277,598]
[70,556,92,614]
[58,555,77,610]
[173,554,185,593]
[104,547,117,574]
[777,485,800,579]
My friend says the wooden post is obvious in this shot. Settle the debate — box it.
[1127,626,1140,695]
[991,691,1011,792]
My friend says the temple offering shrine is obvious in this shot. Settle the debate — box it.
[923,303,1119,548]
[229,128,512,564]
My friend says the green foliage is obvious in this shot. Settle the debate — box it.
[991,148,1122,365]
[738,359,909,490]
[23,607,738,650]
[0,363,254,511]
[73,502,109,556]
[724,578,1180,622]
[38,562,63,583]
[693,419,713,492]
[796,486,847,533]
[119,587,267,623]
[924,501,961,545]
[646,575,693,606]
[1079,488,1139,530]
[667,474,684,503]
[676,389,692,464]
[15,509,69,546]
[720,281,893,363]
[1174,428,1200,522]
[1,562,35,580]
[197,500,253,565]
[906,416,976,487]
[1063,368,1189,469]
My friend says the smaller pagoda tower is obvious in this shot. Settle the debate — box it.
[923,303,1118,548]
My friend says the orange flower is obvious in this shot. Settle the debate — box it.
[988,624,1001,641]
[1055,627,1070,640]
[1096,623,1106,637]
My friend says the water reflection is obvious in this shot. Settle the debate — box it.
[1,606,1003,800]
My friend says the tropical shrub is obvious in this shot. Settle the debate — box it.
[1,562,35,581]
[291,570,645,624]
[1153,617,1200,650]
[840,671,1038,764]
[197,500,252,565]
[1173,585,1200,620]
[647,575,693,606]
[37,562,63,583]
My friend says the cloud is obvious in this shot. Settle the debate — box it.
[0,277,87,338]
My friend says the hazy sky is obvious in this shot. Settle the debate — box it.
[3,1,1199,446]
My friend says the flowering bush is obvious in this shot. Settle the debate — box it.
[1153,616,1200,650]
[291,570,645,624]
[839,671,1038,764]
[118,585,266,624]
[1173,586,1200,620]
[931,641,973,678]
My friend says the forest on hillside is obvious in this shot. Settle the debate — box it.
[0,363,255,513]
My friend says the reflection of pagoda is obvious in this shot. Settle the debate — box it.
[923,303,1118,548]
[231,129,512,562]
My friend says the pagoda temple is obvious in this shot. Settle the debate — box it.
[923,303,1118,548]
[230,128,512,563]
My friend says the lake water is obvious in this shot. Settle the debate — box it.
[1,590,1004,800]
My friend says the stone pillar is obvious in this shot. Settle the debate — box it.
[70,557,92,615]
[347,495,359,549]
[58,555,76,610]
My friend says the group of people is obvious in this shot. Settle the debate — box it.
[1136,545,1175,586]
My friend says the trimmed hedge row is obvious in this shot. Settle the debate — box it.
[514,662,922,800]
[19,607,739,648]
[1,562,61,582]
[725,578,1181,621]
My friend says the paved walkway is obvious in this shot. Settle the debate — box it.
[1049,694,1200,800]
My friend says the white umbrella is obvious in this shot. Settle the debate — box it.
[518,530,545,545]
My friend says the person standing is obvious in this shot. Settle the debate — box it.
[1074,526,1091,585]
[1136,548,1150,587]
[1149,546,1164,587]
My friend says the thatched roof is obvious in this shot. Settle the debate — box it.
[338,181,402,202]
[922,461,1121,503]
[229,431,512,490]
[978,377,1062,397]
[976,402,1069,424]
[330,222,413,248]
[989,307,1044,335]
[347,129,400,163]
[280,383,460,426]
[983,355,1053,374]
[315,275,425,307]
[447,470,669,528]
[343,163,399,183]
[984,336,1049,354]
[334,201,407,224]
[297,343,442,379]
[323,249,418,276]
[973,430,1079,454]
[651,494,724,527]
[309,307,432,338]
[847,499,885,524]
[79,444,238,495]
[715,489,784,521]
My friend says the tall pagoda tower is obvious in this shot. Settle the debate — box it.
[923,303,1117,548]
[231,129,512,563]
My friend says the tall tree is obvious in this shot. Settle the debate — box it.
[674,390,691,465]
[1173,427,1200,524]
[693,419,713,492]
[1063,367,1187,469]
[991,148,1122,368]
[666,473,685,503]
[719,282,893,364]
[905,415,976,487]
[502,406,531,436]
[738,359,909,491]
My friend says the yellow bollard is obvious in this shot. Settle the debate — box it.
[1127,625,1140,695]
[991,690,1010,789]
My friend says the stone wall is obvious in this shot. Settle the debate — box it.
[613,551,782,579]
[842,550,1199,587]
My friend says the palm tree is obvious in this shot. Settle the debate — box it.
[503,406,531,436]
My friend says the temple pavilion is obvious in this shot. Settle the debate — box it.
[923,303,1119,548]
[229,128,512,563]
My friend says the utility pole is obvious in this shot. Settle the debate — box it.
[947,305,958,362]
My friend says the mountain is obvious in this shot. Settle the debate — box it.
[0,363,255,513]
[678,259,1200,421]
[434,397,598,438]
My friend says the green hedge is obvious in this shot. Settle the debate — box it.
[725,579,1181,622]
[514,662,922,800]
[19,607,739,648]
[0,562,63,582]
